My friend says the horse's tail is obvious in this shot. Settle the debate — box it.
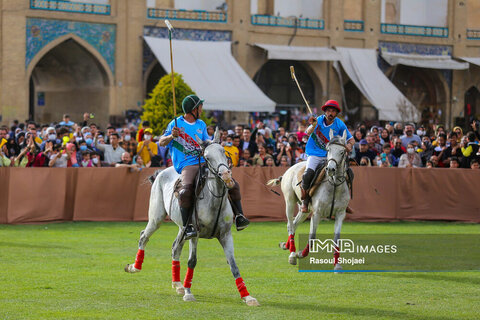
[266,176,282,187]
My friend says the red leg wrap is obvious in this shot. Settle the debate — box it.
[235,277,250,298]
[288,234,296,253]
[334,246,340,265]
[172,260,180,282]
[183,267,194,289]
[301,245,309,258]
[134,249,144,270]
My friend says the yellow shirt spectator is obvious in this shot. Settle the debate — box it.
[224,145,239,167]
[137,128,158,165]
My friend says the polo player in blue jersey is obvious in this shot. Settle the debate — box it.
[159,95,249,240]
[301,100,355,213]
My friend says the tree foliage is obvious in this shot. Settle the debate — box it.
[141,73,212,136]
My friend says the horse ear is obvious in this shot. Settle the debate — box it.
[329,129,334,140]
[342,130,347,143]
[213,127,221,144]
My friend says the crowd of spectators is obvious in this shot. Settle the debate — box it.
[1,112,480,170]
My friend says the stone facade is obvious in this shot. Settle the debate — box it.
[0,0,479,128]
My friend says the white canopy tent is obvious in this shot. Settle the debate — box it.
[144,36,276,112]
[254,43,340,61]
[459,57,480,68]
[381,51,469,70]
[336,47,417,122]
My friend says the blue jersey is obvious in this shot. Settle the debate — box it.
[305,115,353,157]
[164,116,209,173]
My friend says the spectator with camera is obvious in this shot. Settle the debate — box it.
[48,143,71,168]
[274,140,291,166]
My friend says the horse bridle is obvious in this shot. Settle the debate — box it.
[325,141,348,186]
[325,141,349,219]
[198,146,229,198]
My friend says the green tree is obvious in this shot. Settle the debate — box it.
[141,73,212,136]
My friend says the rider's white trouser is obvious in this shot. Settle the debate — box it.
[306,156,326,171]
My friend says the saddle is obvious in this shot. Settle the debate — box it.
[173,163,208,199]
[298,163,354,198]
[297,165,326,197]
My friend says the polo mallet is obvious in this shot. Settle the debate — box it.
[165,20,177,127]
[290,66,313,115]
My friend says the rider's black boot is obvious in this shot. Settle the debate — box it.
[301,168,315,213]
[231,199,249,231]
[180,207,197,240]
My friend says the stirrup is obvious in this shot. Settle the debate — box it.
[183,225,197,240]
[235,215,249,231]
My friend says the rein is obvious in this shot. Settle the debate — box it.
[325,141,348,219]
[198,148,229,239]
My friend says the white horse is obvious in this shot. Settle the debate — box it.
[267,129,350,269]
[125,129,259,306]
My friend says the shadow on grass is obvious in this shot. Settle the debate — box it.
[0,241,70,250]
[266,300,456,320]
[376,272,480,286]
[191,293,456,320]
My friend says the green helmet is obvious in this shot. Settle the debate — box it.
[182,95,204,114]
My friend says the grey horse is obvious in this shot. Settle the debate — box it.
[267,129,349,270]
[125,129,259,306]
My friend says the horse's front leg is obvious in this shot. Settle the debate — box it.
[333,210,346,272]
[218,232,259,306]
[296,211,322,261]
[171,229,186,295]
[182,237,198,302]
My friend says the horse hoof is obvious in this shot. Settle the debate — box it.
[172,282,185,295]
[279,242,287,250]
[334,264,343,273]
[124,264,140,273]
[243,295,260,307]
[183,293,196,302]
[288,252,297,265]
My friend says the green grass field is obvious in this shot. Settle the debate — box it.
[1,221,479,320]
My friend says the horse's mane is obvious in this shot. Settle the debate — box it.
[328,135,345,145]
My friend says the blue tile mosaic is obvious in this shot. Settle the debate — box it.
[26,18,116,73]
[143,26,231,41]
[378,41,452,56]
